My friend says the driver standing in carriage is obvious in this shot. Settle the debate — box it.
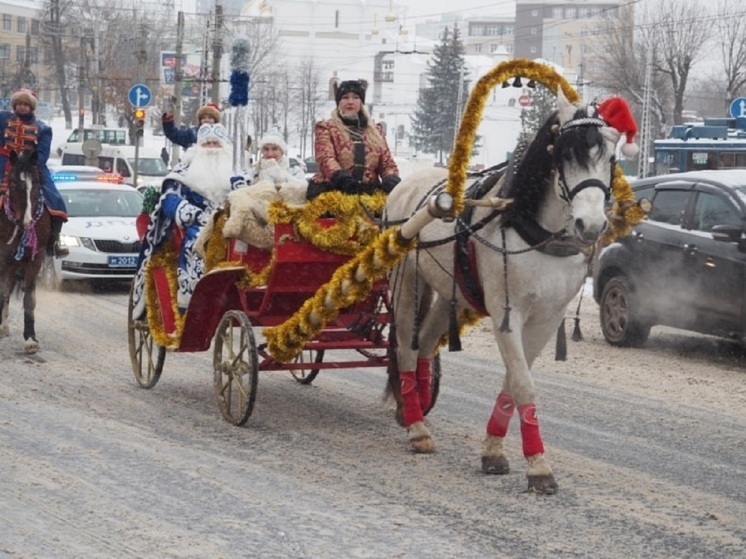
[306,79,401,200]
[0,89,69,257]
[132,122,246,318]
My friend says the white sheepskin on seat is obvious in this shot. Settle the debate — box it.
[220,179,307,250]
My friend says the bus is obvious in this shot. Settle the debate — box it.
[653,117,746,176]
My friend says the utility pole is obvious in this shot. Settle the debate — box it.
[211,0,223,102]
[78,33,86,131]
[637,49,653,179]
[92,22,101,125]
[172,11,185,164]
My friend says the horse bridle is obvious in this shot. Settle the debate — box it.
[556,116,615,204]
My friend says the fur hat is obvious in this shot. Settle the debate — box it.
[196,102,221,123]
[11,89,37,111]
[598,97,639,157]
[259,127,287,155]
[334,80,367,105]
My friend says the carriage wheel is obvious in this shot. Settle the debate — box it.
[128,283,165,389]
[213,310,258,426]
[289,349,325,385]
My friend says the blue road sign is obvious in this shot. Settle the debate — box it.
[128,84,152,108]
[729,97,746,119]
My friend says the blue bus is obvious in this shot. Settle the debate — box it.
[653,117,746,176]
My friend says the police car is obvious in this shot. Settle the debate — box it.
[42,173,143,287]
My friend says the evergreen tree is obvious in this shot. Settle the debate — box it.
[411,25,469,164]
[519,84,558,141]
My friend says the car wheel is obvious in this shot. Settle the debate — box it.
[599,276,651,347]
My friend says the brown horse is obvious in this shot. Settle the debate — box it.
[0,149,51,353]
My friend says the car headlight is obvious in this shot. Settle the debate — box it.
[59,234,81,248]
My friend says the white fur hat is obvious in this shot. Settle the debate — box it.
[259,127,287,155]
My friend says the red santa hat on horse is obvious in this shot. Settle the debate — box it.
[597,97,639,158]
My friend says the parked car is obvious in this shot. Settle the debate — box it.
[304,156,318,179]
[593,169,746,347]
[288,157,306,173]
[41,178,143,288]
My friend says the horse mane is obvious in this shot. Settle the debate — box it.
[9,149,39,176]
[500,107,608,224]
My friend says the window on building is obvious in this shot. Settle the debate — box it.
[579,8,589,18]
[0,44,9,59]
[567,8,576,18]
[474,44,481,53]
[581,26,588,36]
[490,43,498,53]
[17,17,26,33]
[3,14,11,31]
[552,8,563,18]
[31,19,39,35]
[29,46,38,63]
[16,45,24,62]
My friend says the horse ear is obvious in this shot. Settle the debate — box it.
[556,87,576,124]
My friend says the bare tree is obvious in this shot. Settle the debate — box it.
[714,0,746,113]
[641,0,714,125]
[294,58,323,159]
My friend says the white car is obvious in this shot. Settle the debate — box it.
[43,179,143,287]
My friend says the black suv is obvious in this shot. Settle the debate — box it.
[593,170,746,346]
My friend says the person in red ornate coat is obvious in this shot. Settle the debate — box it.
[307,79,400,200]
[0,89,69,257]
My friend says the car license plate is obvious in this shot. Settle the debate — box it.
[108,255,137,268]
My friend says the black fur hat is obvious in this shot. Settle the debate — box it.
[334,80,367,105]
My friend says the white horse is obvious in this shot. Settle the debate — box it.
[384,90,620,494]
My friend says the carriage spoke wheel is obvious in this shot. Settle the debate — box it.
[213,311,258,426]
[289,349,325,385]
[128,283,165,389]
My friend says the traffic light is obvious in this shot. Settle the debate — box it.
[133,108,146,137]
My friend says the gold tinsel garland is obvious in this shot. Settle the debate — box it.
[265,228,415,362]
[268,190,387,256]
[144,246,185,348]
[263,59,645,361]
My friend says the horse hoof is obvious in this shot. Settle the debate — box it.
[527,474,558,495]
[24,340,39,354]
[481,455,510,475]
[409,436,435,454]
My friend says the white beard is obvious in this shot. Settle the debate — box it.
[176,144,234,204]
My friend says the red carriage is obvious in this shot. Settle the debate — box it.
[127,212,440,426]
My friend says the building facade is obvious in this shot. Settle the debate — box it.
[514,0,628,72]
[0,0,57,106]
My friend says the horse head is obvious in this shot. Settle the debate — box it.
[551,89,616,245]
[7,149,42,230]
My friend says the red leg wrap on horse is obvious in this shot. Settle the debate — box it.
[416,358,432,412]
[400,371,424,426]
[518,403,544,457]
[487,391,515,437]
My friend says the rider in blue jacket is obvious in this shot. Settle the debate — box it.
[0,89,69,257]
[161,102,221,150]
